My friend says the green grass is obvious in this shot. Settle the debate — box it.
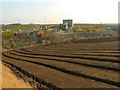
[2,25,38,31]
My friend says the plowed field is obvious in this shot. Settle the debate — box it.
[2,37,120,89]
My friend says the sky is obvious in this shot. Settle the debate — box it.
[0,0,119,24]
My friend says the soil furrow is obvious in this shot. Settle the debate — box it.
[13,49,120,63]
[10,51,119,72]
[3,56,118,88]
[2,52,119,87]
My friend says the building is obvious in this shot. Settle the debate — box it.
[63,19,73,30]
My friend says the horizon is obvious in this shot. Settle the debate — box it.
[1,22,118,25]
[0,0,119,24]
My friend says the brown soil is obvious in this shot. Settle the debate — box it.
[2,39,119,88]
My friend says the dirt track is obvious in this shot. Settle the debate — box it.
[2,64,32,88]
[2,37,120,89]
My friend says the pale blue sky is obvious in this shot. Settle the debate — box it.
[0,0,119,24]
